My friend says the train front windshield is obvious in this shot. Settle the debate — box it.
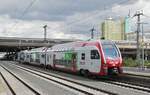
[102,43,119,59]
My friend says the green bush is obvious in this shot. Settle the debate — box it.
[145,60,150,68]
[123,58,138,67]
[123,58,150,67]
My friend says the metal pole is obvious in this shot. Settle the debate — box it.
[137,15,141,66]
[43,25,47,42]
[133,10,143,66]
[90,27,95,39]
[91,30,94,39]
[141,23,144,70]
[43,25,47,69]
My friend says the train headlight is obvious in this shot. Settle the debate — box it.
[112,64,116,66]
[109,61,114,64]
[115,61,118,64]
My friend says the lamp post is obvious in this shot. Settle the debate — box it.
[43,25,47,69]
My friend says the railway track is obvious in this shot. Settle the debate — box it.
[0,64,40,95]
[1,63,117,95]
[0,72,15,95]
[107,74,150,89]
[8,62,150,95]
[124,72,150,78]
[99,77,150,93]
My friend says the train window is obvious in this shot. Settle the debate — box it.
[81,53,85,60]
[91,50,100,59]
[36,53,40,59]
[41,54,45,58]
[27,55,29,58]
[102,44,119,58]
[47,55,49,62]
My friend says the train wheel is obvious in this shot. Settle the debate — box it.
[118,67,123,74]
[40,64,44,68]
[84,70,90,77]
[46,65,52,69]
[79,69,84,76]
[80,69,90,77]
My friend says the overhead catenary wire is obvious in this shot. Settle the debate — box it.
[48,0,131,32]
[9,0,37,32]
[45,0,131,40]
[7,0,131,39]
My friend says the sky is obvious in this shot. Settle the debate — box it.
[0,0,150,40]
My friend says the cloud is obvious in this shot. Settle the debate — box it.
[0,0,150,40]
[64,0,150,35]
[0,15,88,40]
[0,0,125,21]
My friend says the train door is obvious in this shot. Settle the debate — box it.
[26,53,30,63]
[40,52,46,65]
[71,53,77,71]
[20,52,25,62]
[89,49,101,73]
[77,50,88,70]
[46,52,53,67]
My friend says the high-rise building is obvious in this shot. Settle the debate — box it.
[101,17,129,40]
[125,16,131,33]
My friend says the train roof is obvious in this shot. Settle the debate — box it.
[51,40,114,51]
[19,40,114,53]
[29,47,48,52]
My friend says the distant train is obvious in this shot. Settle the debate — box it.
[17,40,123,76]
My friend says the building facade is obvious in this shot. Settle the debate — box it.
[126,31,150,41]
[101,17,130,40]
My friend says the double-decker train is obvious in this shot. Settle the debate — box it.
[17,40,123,76]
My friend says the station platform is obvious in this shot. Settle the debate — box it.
[123,67,150,77]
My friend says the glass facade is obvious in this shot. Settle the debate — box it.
[101,18,125,40]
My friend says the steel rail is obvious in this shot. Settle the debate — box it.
[0,72,16,95]
[10,63,117,95]
[0,64,40,95]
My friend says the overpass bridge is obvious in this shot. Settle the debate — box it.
[0,37,78,52]
[0,37,150,59]
[113,40,150,59]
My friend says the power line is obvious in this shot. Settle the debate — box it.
[20,0,37,19]
[66,0,130,25]
[9,0,37,31]
[49,0,130,32]
[133,10,144,66]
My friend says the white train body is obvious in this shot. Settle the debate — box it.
[17,40,122,76]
